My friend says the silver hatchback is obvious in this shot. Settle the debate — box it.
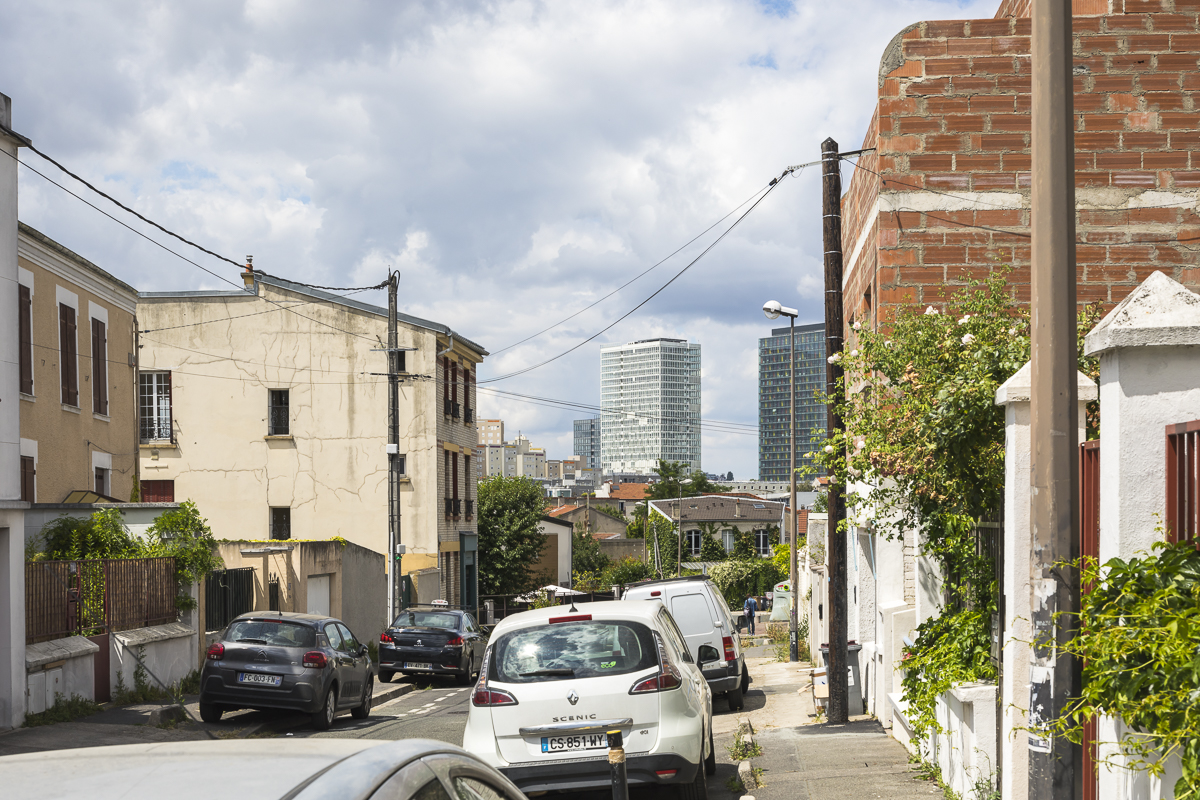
[199,611,375,730]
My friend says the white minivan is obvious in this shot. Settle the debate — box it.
[623,576,748,711]
[462,600,714,799]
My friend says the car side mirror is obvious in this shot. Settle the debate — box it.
[697,645,721,666]
[359,644,369,657]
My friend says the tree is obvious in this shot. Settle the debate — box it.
[145,500,224,611]
[646,460,729,501]
[604,556,651,587]
[477,476,546,595]
[37,508,143,560]
[572,523,610,577]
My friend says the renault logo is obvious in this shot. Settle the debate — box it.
[567,690,579,706]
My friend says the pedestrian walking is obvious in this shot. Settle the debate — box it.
[744,595,758,635]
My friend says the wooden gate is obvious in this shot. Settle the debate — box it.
[1079,439,1101,800]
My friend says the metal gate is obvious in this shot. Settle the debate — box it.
[204,567,255,631]
[268,573,281,612]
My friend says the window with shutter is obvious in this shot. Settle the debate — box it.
[142,480,175,503]
[92,317,108,415]
[20,456,35,502]
[19,285,32,395]
[59,303,78,406]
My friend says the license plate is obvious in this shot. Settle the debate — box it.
[237,672,281,686]
[405,662,433,670]
[541,734,608,753]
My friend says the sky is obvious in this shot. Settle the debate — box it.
[1,0,996,480]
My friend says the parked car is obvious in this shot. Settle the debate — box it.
[463,600,715,799]
[199,611,374,730]
[379,607,488,685]
[623,575,749,711]
[0,738,530,800]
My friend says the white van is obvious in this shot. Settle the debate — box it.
[623,575,749,710]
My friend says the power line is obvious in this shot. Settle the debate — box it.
[255,271,390,293]
[479,169,796,385]
[490,184,771,355]
[141,291,371,334]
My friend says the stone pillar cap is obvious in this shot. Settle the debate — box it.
[1084,271,1200,356]
[994,361,1098,406]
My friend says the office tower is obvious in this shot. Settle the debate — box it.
[758,323,826,482]
[573,417,601,471]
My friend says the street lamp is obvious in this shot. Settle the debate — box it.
[675,478,693,577]
[763,299,800,663]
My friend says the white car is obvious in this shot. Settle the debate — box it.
[463,600,716,798]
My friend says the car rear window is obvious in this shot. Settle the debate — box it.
[670,593,717,637]
[392,611,460,630]
[224,620,316,647]
[491,621,657,683]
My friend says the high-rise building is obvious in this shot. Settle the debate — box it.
[758,323,826,482]
[600,338,701,476]
[477,419,504,446]
[573,417,601,471]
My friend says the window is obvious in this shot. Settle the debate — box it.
[139,371,172,442]
[268,389,289,435]
[686,529,702,557]
[755,529,772,556]
[722,529,736,553]
[142,480,175,503]
[453,776,507,800]
[492,620,657,683]
[323,623,343,650]
[95,467,109,496]
[335,623,359,652]
[59,303,78,406]
[20,456,35,502]
[270,507,291,540]
[91,318,108,415]
[396,453,407,476]
[18,285,32,394]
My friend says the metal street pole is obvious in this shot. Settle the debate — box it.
[788,314,799,663]
[1029,1,1081,797]
[821,136,849,724]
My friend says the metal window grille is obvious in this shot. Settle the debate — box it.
[269,389,290,436]
[270,507,291,540]
[1165,420,1200,547]
[268,573,281,611]
[139,371,173,442]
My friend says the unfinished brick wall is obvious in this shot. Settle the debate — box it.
[842,2,1200,328]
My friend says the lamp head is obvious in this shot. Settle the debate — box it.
[763,300,782,320]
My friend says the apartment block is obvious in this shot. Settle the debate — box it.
[573,417,601,470]
[600,338,701,475]
[758,323,827,482]
[477,418,504,446]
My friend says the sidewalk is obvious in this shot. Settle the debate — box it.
[0,677,413,758]
[718,646,943,799]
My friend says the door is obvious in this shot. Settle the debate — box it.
[307,575,331,617]
[323,622,355,707]
[336,622,367,702]
[670,592,719,662]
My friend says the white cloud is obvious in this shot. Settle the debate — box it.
[2,0,997,479]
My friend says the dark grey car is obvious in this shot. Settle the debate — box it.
[199,611,374,730]
[378,608,487,685]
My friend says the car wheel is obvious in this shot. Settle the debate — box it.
[455,655,474,686]
[198,702,223,724]
[741,663,750,695]
[351,677,373,719]
[311,685,337,731]
[676,754,709,800]
[726,683,744,712]
[705,728,717,776]
[379,669,395,683]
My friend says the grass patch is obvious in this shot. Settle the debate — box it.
[22,694,102,727]
[727,730,763,761]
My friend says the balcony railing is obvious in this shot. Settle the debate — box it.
[465,499,474,519]
[464,408,474,424]
[445,497,454,518]
[452,498,462,516]
[444,399,453,417]
[451,401,461,419]
[140,418,173,444]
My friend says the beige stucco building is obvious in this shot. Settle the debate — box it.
[136,272,485,609]
[17,223,139,504]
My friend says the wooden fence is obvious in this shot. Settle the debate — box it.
[26,557,177,644]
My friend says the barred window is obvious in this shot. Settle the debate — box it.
[269,389,290,436]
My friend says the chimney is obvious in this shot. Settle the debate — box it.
[734,498,740,518]
[243,255,255,290]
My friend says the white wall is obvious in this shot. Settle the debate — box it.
[111,623,197,695]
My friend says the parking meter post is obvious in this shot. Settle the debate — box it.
[607,729,629,800]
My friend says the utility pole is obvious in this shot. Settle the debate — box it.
[1029,1,1080,797]
[821,136,849,725]
[788,314,798,663]
[387,270,402,622]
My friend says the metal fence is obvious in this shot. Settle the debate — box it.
[26,557,177,644]
[1165,419,1200,547]
[205,567,256,631]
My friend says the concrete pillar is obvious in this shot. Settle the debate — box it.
[0,91,28,730]
[1083,271,1200,800]
[995,362,1095,800]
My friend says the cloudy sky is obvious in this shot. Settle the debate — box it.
[2,0,995,479]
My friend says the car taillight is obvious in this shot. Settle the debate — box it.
[723,635,736,663]
[446,635,464,646]
[470,645,518,707]
[303,651,328,669]
[655,770,678,778]
[380,632,393,643]
[630,634,682,694]
[206,642,225,660]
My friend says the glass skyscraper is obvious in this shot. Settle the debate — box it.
[600,338,701,475]
[573,417,601,471]
[758,323,826,482]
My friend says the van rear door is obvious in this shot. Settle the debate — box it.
[669,592,719,661]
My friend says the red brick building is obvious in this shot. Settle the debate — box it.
[841,0,1200,329]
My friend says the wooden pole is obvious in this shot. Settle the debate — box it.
[821,137,849,724]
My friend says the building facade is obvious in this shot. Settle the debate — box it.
[477,419,503,446]
[136,272,486,608]
[648,496,785,559]
[479,434,545,479]
[17,223,139,504]
[599,338,701,476]
[758,323,827,482]
[573,417,601,470]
